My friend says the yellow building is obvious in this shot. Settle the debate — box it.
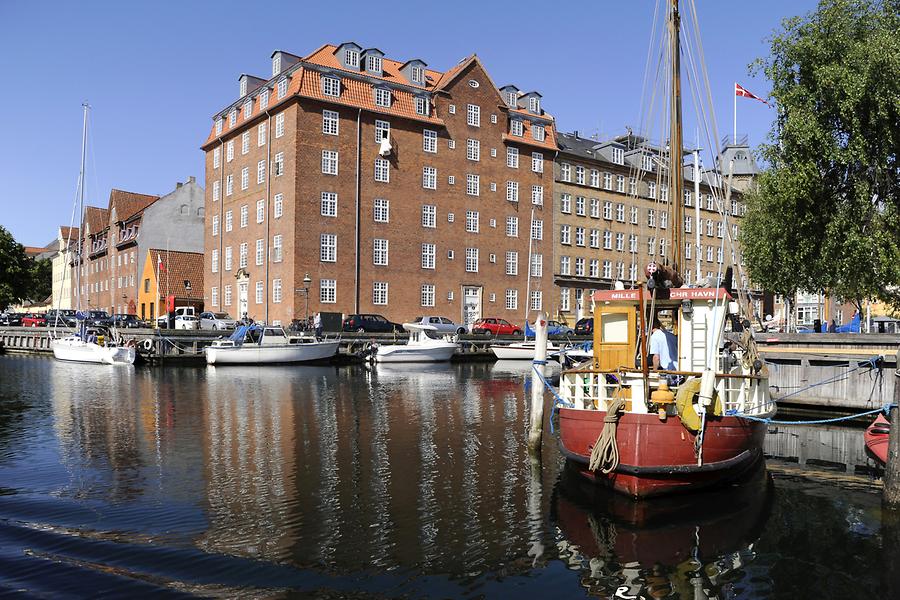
[137,248,205,321]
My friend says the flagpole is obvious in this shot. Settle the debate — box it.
[733,82,737,144]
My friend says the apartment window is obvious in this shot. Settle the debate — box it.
[587,259,598,278]
[612,147,624,164]
[319,279,336,304]
[506,251,518,275]
[685,191,693,206]
[323,110,339,135]
[373,198,389,223]
[274,193,283,218]
[661,211,669,229]
[616,232,625,251]
[466,138,480,161]
[630,206,639,224]
[466,210,479,233]
[629,178,637,196]
[685,215,693,233]
[532,124,545,142]
[707,219,714,236]
[629,234,638,253]
[320,233,337,262]
[575,257,585,276]
[322,150,338,175]
[259,88,269,110]
[375,119,390,142]
[421,243,435,269]
[211,286,218,307]
[506,181,519,203]
[717,247,724,264]
[211,249,219,272]
[575,196,586,216]
[275,113,284,138]
[590,229,600,248]
[603,230,613,250]
[367,55,382,73]
[561,193,571,213]
[224,246,232,270]
[448,175,455,185]
[213,147,221,168]
[576,166,585,185]
[603,260,612,279]
[717,222,724,238]
[648,236,656,255]
[467,104,480,127]
[642,154,654,171]
[272,278,283,303]
[465,248,478,272]
[531,185,543,205]
[215,118,223,135]
[323,76,340,97]
[372,281,388,305]
[274,152,284,177]
[422,205,436,228]
[466,174,480,196]
[422,166,437,189]
[213,181,220,201]
[648,208,656,227]
[560,224,571,245]
[423,129,437,153]
[224,284,231,306]
[373,238,389,266]
[375,158,390,182]
[530,254,543,277]
[229,109,237,126]
[226,140,234,162]
[415,96,429,116]
[276,77,288,99]
[258,122,266,146]
[591,198,601,218]
[239,243,248,268]
[240,167,248,190]
[413,283,434,308]
[257,159,266,184]
[575,227,585,246]
[559,163,571,182]
[616,175,625,193]
[240,205,248,228]
[511,119,523,136]
[255,281,264,304]
[560,255,571,275]
[590,169,600,187]
[603,172,612,190]
[685,242,693,260]
[707,246,714,262]
[616,203,625,222]
[256,239,264,265]
[531,152,543,173]
[256,199,265,223]
[629,263,638,281]
[530,290,542,311]
[505,289,518,310]
[212,215,219,236]
[531,219,543,240]
[506,216,518,238]
[225,210,233,232]
[241,131,249,154]
[374,88,391,108]
[317,191,337,217]
[448,140,456,149]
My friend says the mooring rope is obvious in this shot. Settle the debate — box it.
[589,397,626,474]
[726,403,897,425]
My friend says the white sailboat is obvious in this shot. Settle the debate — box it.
[51,103,135,365]
[205,324,339,365]
[372,323,458,363]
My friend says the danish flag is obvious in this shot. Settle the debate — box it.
[735,83,770,106]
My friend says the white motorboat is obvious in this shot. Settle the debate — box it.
[51,332,136,365]
[372,323,458,363]
[490,340,560,360]
[205,324,339,365]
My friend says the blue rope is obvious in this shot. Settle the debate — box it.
[772,355,882,401]
[530,364,574,434]
[726,403,897,425]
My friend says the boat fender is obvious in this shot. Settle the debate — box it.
[142,338,154,352]
[675,377,722,432]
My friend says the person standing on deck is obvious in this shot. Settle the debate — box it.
[649,316,678,371]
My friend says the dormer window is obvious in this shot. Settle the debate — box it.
[411,66,424,84]
[272,54,282,76]
[347,49,360,68]
[229,109,237,126]
[642,154,654,171]
[532,124,545,142]
[243,99,252,119]
[505,91,517,108]
[323,76,341,97]
[511,119,523,137]
[240,78,248,97]
[529,97,540,113]
[259,88,269,110]
[215,118,223,135]
[367,55,382,74]
[374,88,391,108]
[611,147,624,165]
[277,77,288,99]
[415,96,429,116]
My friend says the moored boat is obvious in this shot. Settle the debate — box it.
[372,323,458,363]
[490,340,560,360]
[864,413,890,463]
[205,324,339,365]
[51,327,136,365]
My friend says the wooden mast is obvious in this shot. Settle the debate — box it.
[668,0,684,274]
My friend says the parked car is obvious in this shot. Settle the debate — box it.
[199,311,238,330]
[341,314,402,333]
[470,318,522,336]
[156,314,199,330]
[574,317,594,335]
[85,310,112,327]
[22,313,47,327]
[411,316,468,335]
[547,320,575,336]
[112,314,146,328]
[45,309,77,327]
[0,313,23,327]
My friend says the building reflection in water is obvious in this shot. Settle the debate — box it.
[552,464,773,599]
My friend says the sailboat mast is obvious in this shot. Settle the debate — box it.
[668,0,684,274]
[76,102,89,312]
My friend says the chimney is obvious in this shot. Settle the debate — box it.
[176,182,183,189]
[188,176,196,184]
[574,130,579,139]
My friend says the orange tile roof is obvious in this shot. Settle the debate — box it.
[109,189,159,222]
[23,246,45,257]
[305,44,444,91]
[148,249,205,299]
[84,206,108,236]
[60,226,80,241]
[502,117,559,152]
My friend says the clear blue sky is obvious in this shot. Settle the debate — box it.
[0,0,818,246]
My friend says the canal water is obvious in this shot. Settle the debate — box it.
[0,354,895,598]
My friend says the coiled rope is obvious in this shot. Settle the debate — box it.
[588,396,626,474]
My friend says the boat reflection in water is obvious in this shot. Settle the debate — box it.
[553,464,773,599]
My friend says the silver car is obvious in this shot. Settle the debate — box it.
[411,316,468,335]
[199,311,238,330]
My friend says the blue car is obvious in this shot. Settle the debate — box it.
[525,320,575,337]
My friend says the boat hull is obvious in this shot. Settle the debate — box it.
[490,342,559,360]
[374,344,457,363]
[205,341,339,365]
[864,414,890,464]
[557,407,767,498]
[51,338,136,365]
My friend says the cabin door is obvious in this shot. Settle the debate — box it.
[593,306,637,372]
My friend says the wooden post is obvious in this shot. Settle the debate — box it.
[528,311,549,453]
[884,353,900,508]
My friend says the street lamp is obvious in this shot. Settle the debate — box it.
[296,273,312,330]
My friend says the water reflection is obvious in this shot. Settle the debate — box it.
[553,465,773,599]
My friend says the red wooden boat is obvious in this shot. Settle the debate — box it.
[864,414,890,463]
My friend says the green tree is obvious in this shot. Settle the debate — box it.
[27,257,52,304]
[0,225,32,311]
[741,0,900,311]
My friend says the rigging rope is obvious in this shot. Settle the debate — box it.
[589,395,626,474]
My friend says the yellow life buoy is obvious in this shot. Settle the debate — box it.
[675,376,722,432]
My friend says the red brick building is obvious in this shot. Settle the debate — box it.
[202,43,558,328]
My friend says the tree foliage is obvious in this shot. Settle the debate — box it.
[0,226,34,311]
[741,0,900,309]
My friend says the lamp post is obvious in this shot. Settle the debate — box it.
[296,273,312,330]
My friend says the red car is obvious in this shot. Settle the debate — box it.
[471,318,522,336]
[22,313,46,327]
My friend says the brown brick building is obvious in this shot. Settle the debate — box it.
[202,43,558,327]
[553,131,750,322]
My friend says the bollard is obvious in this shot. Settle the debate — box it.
[528,311,549,454]
[884,357,900,509]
